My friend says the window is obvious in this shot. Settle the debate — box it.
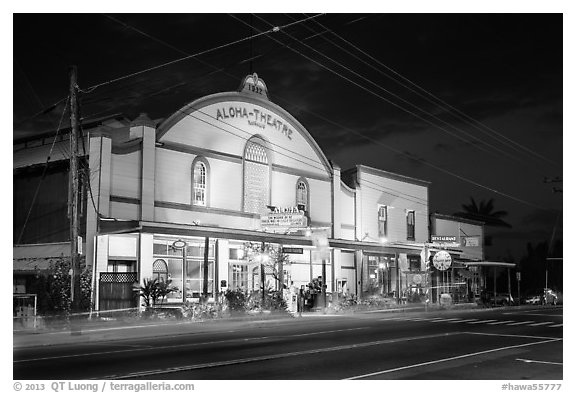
[153,259,169,282]
[230,264,248,290]
[378,205,388,238]
[243,139,270,214]
[407,210,415,240]
[193,160,207,206]
[296,178,309,213]
[408,255,420,272]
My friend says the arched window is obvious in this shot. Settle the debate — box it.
[153,259,169,282]
[243,139,270,214]
[192,159,208,207]
[296,178,309,213]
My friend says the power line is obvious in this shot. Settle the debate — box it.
[84,14,325,93]
[17,96,70,244]
[235,14,551,212]
[307,15,561,170]
[253,14,543,172]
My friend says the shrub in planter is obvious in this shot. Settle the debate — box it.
[246,289,288,313]
[224,288,247,314]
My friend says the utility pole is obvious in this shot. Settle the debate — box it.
[69,66,81,313]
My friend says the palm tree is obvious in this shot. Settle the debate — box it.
[454,197,511,227]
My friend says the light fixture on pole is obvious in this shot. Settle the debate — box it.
[172,239,187,302]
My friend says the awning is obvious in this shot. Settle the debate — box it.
[13,242,70,259]
[13,258,53,273]
[463,261,516,268]
[98,219,445,255]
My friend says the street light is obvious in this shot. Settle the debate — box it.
[172,239,187,302]
[378,262,387,295]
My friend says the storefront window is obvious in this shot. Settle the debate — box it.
[365,254,395,296]
[230,264,248,290]
[153,259,168,282]
[153,238,215,302]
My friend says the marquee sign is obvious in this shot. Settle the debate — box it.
[261,207,308,232]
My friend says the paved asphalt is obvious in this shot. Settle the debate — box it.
[13,305,563,380]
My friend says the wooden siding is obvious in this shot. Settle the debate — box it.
[155,148,192,205]
[434,217,484,260]
[159,101,330,178]
[359,170,429,243]
[110,151,141,199]
[110,201,139,220]
[339,183,355,229]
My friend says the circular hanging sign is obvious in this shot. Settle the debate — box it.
[433,251,452,271]
[172,239,187,249]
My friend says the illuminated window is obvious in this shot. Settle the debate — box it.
[193,159,207,207]
[378,206,388,238]
[296,178,309,213]
[407,210,415,240]
[243,139,270,214]
[153,259,168,282]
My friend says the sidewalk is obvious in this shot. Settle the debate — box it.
[14,302,531,349]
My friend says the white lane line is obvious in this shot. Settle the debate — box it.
[548,324,563,328]
[487,320,516,325]
[103,332,463,379]
[429,318,461,323]
[506,321,535,326]
[516,358,563,366]
[464,332,562,340]
[512,314,563,317]
[467,319,498,324]
[345,337,562,380]
[14,327,369,363]
[448,319,479,323]
[528,322,555,327]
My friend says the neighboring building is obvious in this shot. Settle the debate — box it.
[15,74,471,312]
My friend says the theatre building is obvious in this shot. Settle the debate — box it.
[14,74,434,311]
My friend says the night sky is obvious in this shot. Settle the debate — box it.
[12,11,565,262]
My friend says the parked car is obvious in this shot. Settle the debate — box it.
[524,294,542,305]
[487,292,514,306]
[523,289,561,305]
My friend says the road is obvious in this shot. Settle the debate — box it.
[13,305,563,380]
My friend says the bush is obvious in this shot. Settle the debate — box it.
[224,288,247,313]
[246,289,288,313]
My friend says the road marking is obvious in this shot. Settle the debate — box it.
[102,332,463,379]
[467,319,498,324]
[516,358,562,366]
[506,321,535,326]
[428,318,461,323]
[528,322,555,327]
[13,327,369,364]
[345,337,562,380]
[448,319,478,323]
[509,313,563,317]
[464,332,562,340]
[487,320,515,325]
[548,324,563,328]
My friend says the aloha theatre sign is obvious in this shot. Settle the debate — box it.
[215,104,294,141]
